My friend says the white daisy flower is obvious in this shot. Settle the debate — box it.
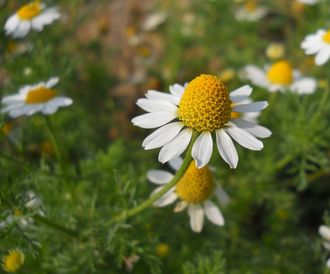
[234,1,268,22]
[297,0,320,5]
[243,60,317,94]
[4,1,60,38]
[319,225,330,268]
[301,29,330,66]
[132,74,271,169]
[148,158,229,233]
[1,77,73,118]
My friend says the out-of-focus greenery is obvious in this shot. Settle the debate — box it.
[1,0,330,273]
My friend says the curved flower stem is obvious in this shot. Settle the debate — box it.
[112,131,198,223]
[33,214,78,238]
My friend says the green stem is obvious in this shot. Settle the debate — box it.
[33,214,78,238]
[112,131,198,223]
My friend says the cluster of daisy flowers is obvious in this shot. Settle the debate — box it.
[132,74,272,232]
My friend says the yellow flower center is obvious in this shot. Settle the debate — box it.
[17,2,42,20]
[244,1,257,12]
[25,86,56,104]
[2,250,25,273]
[178,74,232,132]
[323,30,330,44]
[266,60,293,85]
[14,209,22,217]
[175,161,215,204]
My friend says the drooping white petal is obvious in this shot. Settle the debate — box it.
[151,187,177,207]
[231,118,272,138]
[214,186,230,206]
[192,132,213,168]
[131,111,177,129]
[203,200,224,226]
[230,85,252,102]
[315,47,330,66]
[136,98,178,113]
[146,90,180,105]
[158,128,192,164]
[168,157,183,171]
[243,65,269,88]
[4,15,20,35]
[225,126,263,151]
[174,201,188,212]
[319,225,330,241]
[291,77,317,95]
[142,122,184,150]
[14,21,31,38]
[147,170,174,185]
[42,104,58,114]
[215,129,238,169]
[188,204,204,233]
[232,101,268,113]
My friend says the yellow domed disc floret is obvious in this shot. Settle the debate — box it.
[25,87,56,104]
[178,74,232,132]
[323,30,330,44]
[2,249,25,273]
[266,60,293,85]
[17,2,42,20]
[175,161,215,204]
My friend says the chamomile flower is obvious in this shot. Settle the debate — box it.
[1,249,25,273]
[234,1,268,22]
[243,60,317,94]
[1,77,72,118]
[319,225,330,268]
[132,74,271,169]
[148,158,230,233]
[301,29,330,66]
[297,0,320,4]
[4,1,60,38]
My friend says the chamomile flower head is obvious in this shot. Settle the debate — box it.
[297,0,320,4]
[1,77,73,118]
[301,29,330,66]
[2,249,25,273]
[319,225,330,268]
[132,74,271,169]
[234,1,268,22]
[148,158,230,233]
[4,1,60,38]
[243,60,317,94]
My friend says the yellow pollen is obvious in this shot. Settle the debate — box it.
[175,161,215,204]
[17,2,42,20]
[231,111,240,119]
[13,209,22,217]
[244,1,257,12]
[25,86,56,104]
[323,30,330,44]
[178,74,232,132]
[2,250,25,273]
[266,60,293,85]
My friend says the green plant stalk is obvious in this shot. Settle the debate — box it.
[112,131,198,223]
[33,214,78,238]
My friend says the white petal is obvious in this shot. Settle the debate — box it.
[169,83,185,97]
[42,105,58,114]
[204,200,224,226]
[188,204,204,233]
[174,201,188,212]
[291,77,317,95]
[230,85,252,102]
[158,128,192,163]
[146,90,180,105]
[225,126,263,151]
[147,170,174,185]
[319,225,330,241]
[214,186,230,206]
[231,118,272,138]
[215,129,238,169]
[315,47,330,66]
[243,65,269,88]
[168,157,183,171]
[1,95,25,104]
[142,122,184,150]
[13,21,31,38]
[4,15,20,34]
[327,258,330,268]
[131,111,177,129]
[192,132,213,168]
[232,101,268,113]
[153,189,177,207]
[46,77,59,88]
[48,97,73,107]
[136,98,178,113]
